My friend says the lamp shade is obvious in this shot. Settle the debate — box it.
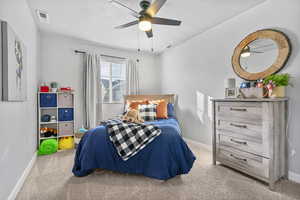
[139,20,152,31]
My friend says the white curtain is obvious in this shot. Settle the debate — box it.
[126,59,140,95]
[83,53,102,129]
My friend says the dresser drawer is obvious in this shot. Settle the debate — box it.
[216,102,262,124]
[217,147,269,179]
[217,133,269,158]
[217,120,262,141]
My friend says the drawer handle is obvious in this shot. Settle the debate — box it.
[230,123,247,129]
[230,138,247,145]
[230,154,247,162]
[230,108,247,112]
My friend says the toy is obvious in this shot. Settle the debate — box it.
[52,129,58,137]
[266,81,276,98]
[75,127,88,147]
[38,139,58,155]
[256,80,264,88]
[121,108,144,124]
[50,115,57,122]
[74,127,88,147]
[40,85,50,92]
[60,87,72,92]
[240,81,251,88]
[59,137,74,150]
[79,126,88,133]
[41,114,51,122]
[40,127,57,137]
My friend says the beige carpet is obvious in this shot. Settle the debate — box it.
[17,141,300,200]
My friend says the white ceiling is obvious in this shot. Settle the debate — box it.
[27,0,265,53]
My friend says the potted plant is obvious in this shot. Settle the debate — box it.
[263,73,291,98]
[50,82,58,92]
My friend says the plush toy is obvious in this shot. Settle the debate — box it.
[52,129,58,137]
[59,137,74,150]
[266,80,276,97]
[38,139,58,155]
[40,127,57,137]
[121,108,144,124]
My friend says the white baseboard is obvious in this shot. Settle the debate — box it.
[288,171,300,184]
[7,152,37,200]
[183,137,212,152]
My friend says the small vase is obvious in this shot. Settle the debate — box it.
[271,86,285,98]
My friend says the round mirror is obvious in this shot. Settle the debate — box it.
[232,29,291,80]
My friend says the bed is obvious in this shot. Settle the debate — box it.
[72,94,196,180]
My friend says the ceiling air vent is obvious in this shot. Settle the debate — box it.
[36,9,50,23]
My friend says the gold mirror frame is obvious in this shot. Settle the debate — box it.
[232,29,291,81]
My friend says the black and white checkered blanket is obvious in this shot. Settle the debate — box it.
[103,119,161,161]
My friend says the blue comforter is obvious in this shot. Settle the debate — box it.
[72,118,196,180]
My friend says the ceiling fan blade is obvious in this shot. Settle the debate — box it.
[115,20,139,29]
[251,44,275,49]
[109,0,140,18]
[151,17,181,26]
[146,30,153,38]
[146,0,167,17]
[250,50,264,53]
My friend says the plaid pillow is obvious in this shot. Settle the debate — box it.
[138,104,157,121]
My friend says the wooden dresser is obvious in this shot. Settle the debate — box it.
[211,98,288,190]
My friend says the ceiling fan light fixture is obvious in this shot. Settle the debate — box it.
[241,52,251,58]
[241,46,251,57]
[139,20,152,31]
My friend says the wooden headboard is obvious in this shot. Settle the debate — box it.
[124,94,176,104]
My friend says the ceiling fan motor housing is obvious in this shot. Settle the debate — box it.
[113,0,182,39]
[140,0,151,10]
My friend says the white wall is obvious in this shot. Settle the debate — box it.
[160,0,300,175]
[0,0,39,199]
[40,32,161,130]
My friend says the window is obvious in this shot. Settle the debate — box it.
[100,57,126,103]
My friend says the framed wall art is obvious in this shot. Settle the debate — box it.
[1,20,27,101]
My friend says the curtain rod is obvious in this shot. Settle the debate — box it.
[74,50,127,60]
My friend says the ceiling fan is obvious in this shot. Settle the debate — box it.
[110,0,182,38]
[241,46,264,58]
[241,43,276,58]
